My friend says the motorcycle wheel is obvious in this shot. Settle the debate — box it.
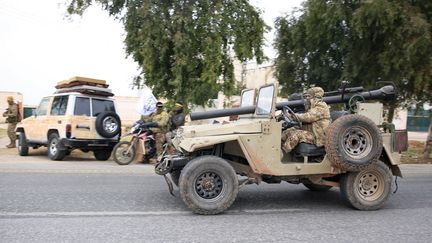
[113,141,136,165]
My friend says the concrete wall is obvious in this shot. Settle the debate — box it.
[113,96,141,127]
[0,92,23,124]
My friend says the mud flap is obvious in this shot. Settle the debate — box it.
[163,174,175,197]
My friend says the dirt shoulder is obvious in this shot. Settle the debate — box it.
[401,141,432,164]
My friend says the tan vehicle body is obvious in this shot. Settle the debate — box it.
[172,86,401,183]
[16,91,120,161]
[162,83,404,214]
[19,94,115,143]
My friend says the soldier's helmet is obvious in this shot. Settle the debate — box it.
[305,87,324,99]
[7,96,14,102]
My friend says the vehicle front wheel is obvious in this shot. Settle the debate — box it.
[48,134,67,161]
[94,150,112,161]
[340,161,392,210]
[179,156,238,215]
[18,132,29,156]
[112,141,136,165]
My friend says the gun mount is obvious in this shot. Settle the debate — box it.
[190,85,396,121]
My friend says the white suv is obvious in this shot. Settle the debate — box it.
[16,92,121,161]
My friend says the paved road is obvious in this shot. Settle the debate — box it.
[1,150,432,242]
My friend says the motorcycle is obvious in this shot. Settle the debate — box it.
[112,120,157,165]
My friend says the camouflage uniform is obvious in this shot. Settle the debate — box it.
[282,87,331,153]
[168,103,185,131]
[143,106,169,160]
[3,97,19,148]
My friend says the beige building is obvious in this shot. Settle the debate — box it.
[113,96,141,127]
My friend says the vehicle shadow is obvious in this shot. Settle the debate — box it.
[231,183,346,211]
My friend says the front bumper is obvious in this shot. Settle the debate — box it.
[155,155,190,175]
[60,138,118,150]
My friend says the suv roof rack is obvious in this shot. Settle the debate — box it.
[55,76,114,97]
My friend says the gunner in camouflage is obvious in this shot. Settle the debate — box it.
[282,87,331,153]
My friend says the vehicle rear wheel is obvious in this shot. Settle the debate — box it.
[325,114,383,171]
[18,132,29,156]
[112,141,136,165]
[340,161,392,210]
[179,156,238,215]
[93,150,112,161]
[48,134,67,161]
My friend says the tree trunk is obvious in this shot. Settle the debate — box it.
[423,119,432,161]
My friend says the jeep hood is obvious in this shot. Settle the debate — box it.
[172,120,264,152]
[180,120,263,138]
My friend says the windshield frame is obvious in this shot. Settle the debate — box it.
[255,84,276,117]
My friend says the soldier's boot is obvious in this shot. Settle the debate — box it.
[6,140,16,148]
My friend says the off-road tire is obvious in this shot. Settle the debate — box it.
[93,150,112,161]
[48,134,67,161]
[179,156,238,215]
[112,141,136,165]
[95,111,121,138]
[340,161,392,210]
[325,114,382,171]
[18,132,29,156]
[303,180,332,191]
[170,170,181,187]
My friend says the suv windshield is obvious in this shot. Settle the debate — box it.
[74,97,115,117]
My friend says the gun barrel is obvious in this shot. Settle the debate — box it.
[190,85,396,121]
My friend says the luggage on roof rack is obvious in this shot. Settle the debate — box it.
[54,76,114,97]
[55,76,109,89]
[55,85,114,97]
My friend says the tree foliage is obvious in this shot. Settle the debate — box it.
[274,0,432,115]
[66,0,267,106]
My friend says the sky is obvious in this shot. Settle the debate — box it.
[0,0,303,105]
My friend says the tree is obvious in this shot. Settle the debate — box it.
[274,0,432,121]
[66,0,268,106]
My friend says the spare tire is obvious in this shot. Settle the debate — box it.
[95,111,121,138]
[325,114,382,172]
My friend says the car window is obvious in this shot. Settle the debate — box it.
[37,97,50,116]
[74,97,91,116]
[92,99,115,116]
[50,96,69,116]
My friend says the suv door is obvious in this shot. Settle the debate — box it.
[26,97,51,142]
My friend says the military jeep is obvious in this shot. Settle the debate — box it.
[155,83,405,215]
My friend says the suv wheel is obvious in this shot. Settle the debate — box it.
[48,134,67,161]
[93,150,112,161]
[325,114,383,171]
[179,156,238,215]
[340,161,392,210]
[95,112,121,138]
[18,132,29,156]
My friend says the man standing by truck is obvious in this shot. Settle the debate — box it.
[3,96,19,148]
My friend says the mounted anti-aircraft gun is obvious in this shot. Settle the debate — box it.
[190,82,396,120]
[155,82,406,215]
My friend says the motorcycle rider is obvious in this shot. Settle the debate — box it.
[142,101,169,163]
